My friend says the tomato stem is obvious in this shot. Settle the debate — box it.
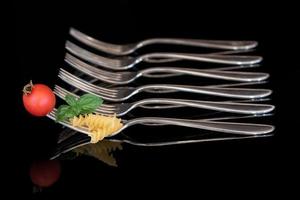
[23,80,34,95]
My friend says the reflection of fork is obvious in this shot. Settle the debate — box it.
[66,41,262,70]
[69,28,258,56]
[50,114,274,159]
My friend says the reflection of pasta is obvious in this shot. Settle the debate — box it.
[70,114,123,143]
[73,140,123,167]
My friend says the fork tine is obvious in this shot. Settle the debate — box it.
[58,72,110,95]
[55,90,117,112]
[56,92,119,113]
[59,68,119,95]
[65,53,123,81]
[95,108,116,115]
[58,73,118,100]
[69,28,124,55]
[66,41,123,70]
[54,85,117,112]
[59,68,118,95]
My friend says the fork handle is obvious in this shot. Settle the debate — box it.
[126,117,274,136]
[137,98,269,110]
[129,99,274,115]
[141,53,262,65]
[141,38,258,50]
[141,67,269,82]
[143,49,256,63]
[137,85,271,99]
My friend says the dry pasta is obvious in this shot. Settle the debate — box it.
[70,114,123,143]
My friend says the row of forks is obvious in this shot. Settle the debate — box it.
[48,28,275,156]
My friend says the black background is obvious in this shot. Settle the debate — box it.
[13,0,298,197]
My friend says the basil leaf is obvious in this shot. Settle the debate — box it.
[56,105,69,121]
[55,93,103,122]
[77,94,103,113]
[65,94,77,106]
[70,104,82,116]
[79,108,96,115]
[56,105,77,122]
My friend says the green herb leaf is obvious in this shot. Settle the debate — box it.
[70,104,82,116]
[77,94,103,113]
[56,105,77,122]
[65,94,77,106]
[55,93,103,122]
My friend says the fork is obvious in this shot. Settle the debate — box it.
[64,77,270,106]
[56,113,273,144]
[54,85,274,116]
[47,109,275,152]
[47,109,274,140]
[65,53,269,84]
[69,28,258,56]
[51,114,274,159]
[58,68,272,102]
[66,41,262,70]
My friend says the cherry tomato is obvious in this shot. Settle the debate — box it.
[22,81,56,116]
[29,160,61,188]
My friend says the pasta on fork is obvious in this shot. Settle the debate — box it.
[71,114,123,143]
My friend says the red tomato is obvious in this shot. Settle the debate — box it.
[22,81,56,116]
[29,160,61,188]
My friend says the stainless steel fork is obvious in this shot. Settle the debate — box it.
[65,53,269,84]
[58,68,272,102]
[66,41,262,70]
[47,109,274,139]
[51,114,274,159]
[70,28,258,55]
[51,114,274,160]
[54,85,274,116]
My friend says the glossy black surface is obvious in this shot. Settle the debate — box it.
[14,0,298,197]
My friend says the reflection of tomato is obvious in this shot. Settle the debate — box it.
[22,81,56,116]
[29,160,61,187]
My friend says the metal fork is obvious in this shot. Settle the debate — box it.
[70,28,258,56]
[47,109,274,140]
[65,53,269,84]
[50,114,274,159]
[61,77,270,107]
[58,68,272,102]
[66,41,262,70]
[54,85,274,116]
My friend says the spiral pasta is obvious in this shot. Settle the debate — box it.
[70,114,123,143]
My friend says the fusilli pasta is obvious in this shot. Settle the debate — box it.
[70,114,123,143]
